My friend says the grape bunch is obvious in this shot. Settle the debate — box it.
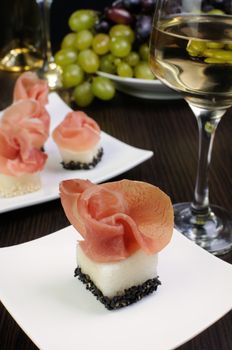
[97,0,156,44]
[54,0,157,107]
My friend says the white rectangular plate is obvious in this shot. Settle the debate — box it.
[0,93,153,213]
[0,227,231,350]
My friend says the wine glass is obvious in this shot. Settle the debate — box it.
[0,0,43,72]
[149,0,232,255]
[36,0,62,89]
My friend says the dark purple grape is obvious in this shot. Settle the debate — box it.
[164,0,182,15]
[112,0,124,8]
[210,0,225,10]
[141,0,156,13]
[202,0,231,13]
[135,15,152,42]
[202,4,214,12]
[94,19,111,33]
[105,7,133,25]
[122,0,142,13]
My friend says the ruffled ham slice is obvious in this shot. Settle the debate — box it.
[0,127,47,176]
[1,99,50,149]
[52,111,100,151]
[60,179,174,262]
[13,71,49,106]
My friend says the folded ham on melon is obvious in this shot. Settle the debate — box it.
[13,71,49,106]
[60,179,174,310]
[1,99,50,150]
[0,127,47,197]
[53,111,103,170]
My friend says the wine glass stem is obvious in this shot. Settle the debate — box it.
[37,0,53,67]
[188,104,226,215]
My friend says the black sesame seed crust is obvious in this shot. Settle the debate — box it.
[61,147,103,170]
[74,266,161,310]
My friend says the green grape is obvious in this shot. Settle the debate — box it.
[54,49,78,67]
[109,24,135,44]
[207,9,224,15]
[103,53,114,63]
[99,54,116,74]
[68,10,97,32]
[78,49,100,73]
[114,57,122,66]
[110,37,131,58]
[125,51,140,66]
[74,30,93,51]
[139,43,149,61]
[62,64,84,88]
[73,81,94,107]
[204,57,227,64]
[117,62,133,78]
[92,34,110,55]
[61,33,76,49]
[187,40,207,57]
[92,76,115,100]
[203,48,232,61]
[206,42,224,49]
[134,62,154,80]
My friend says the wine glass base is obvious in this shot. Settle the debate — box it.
[37,62,62,90]
[0,47,43,72]
[174,203,232,256]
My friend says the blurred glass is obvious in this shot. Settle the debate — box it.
[0,0,43,72]
[36,0,62,90]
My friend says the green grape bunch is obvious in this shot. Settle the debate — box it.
[55,5,155,107]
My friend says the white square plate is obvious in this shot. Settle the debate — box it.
[0,93,153,213]
[0,227,231,350]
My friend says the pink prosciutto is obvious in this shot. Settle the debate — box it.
[0,127,47,176]
[1,99,50,149]
[60,179,174,263]
[52,111,100,151]
[13,72,49,106]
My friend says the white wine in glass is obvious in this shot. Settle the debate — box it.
[0,0,43,72]
[149,0,232,255]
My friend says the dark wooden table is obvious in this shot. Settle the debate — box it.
[0,72,232,350]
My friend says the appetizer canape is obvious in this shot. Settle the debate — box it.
[60,179,174,309]
[53,111,103,170]
[13,71,49,106]
[0,127,47,197]
[1,99,50,150]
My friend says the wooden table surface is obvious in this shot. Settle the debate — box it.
[0,71,231,350]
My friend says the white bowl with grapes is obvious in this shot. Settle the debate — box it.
[54,2,181,106]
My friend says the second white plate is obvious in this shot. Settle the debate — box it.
[0,93,153,213]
